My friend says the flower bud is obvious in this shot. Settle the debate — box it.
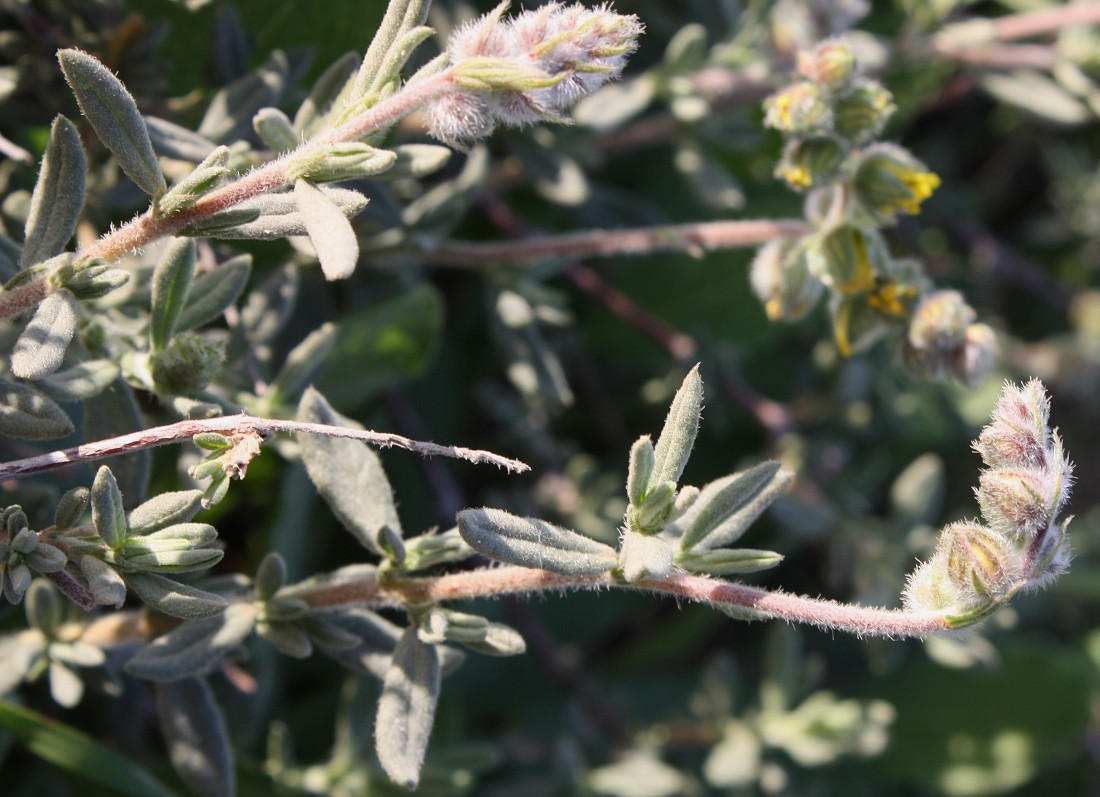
[775,137,845,191]
[974,379,1049,469]
[830,293,891,357]
[942,522,1020,599]
[853,144,940,221]
[906,290,974,354]
[832,79,895,143]
[764,81,833,135]
[806,226,886,295]
[749,237,824,321]
[798,39,859,91]
[976,467,1060,540]
[150,333,226,394]
[955,323,997,386]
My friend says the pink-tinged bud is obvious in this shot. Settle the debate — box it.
[977,467,1056,540]
[429,2,643,146]
[763,81,833,135]
[955,322,997,386]
[797,38,859,91]
[974,379,1050,469]
[942,522,1021,599]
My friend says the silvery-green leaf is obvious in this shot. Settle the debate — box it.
[673,462,792,552]
[378,143,451,180]
[59,262,130,300]
[123,572,228,620]
[156,678,234,797]
[372,25,435,98]
[288,143,397,183]
[5,257,53,291]
[297,387,401,556]
[626,436,655,506]
[91,466,127,550]
[22,116,85,268]
[57,49,166,198]
[402,145,489,230]
[125,603,256,680]
[253,552,286,600]
[0,234,23,280]
[350,0,424,105]
[261,596,309,622]
[49,660,84,708]
[128,491,203,535]
[0,634,43,695]
[293,51,359,137]
[54,487,89,530]
[312,606,400,679]
[402,529,475,573]
[49,640,105,669]
[0,378,73,440]
[120,548,223,574]
[573,75,655,131]
[266,322,337,404]
[84,379,150,504]
[198,52,289,144]
[25,542,67,574]
[295,179,359,280]
[174,253,251,333]
[145,116,219,162]
[158,146,229,216]
[380,524,406,567]
[26,580,63,635]
[618,530,673,582]
[298,614,361,650]
[10,289,78,380]
[630,480,676,532]
[457,508,617,576]
[651,366,703,488]
[703,720,762,789]
[81,556,127,607]
[375,626,440,790]
[253,107,298,153]
[150,239,195,352]
[676,548,784,575]
[256,620,312,658]
[188,185,368,241]
[37,360,120,402]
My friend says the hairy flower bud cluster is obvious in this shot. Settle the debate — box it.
[903,290,996,386]
[427,2,643,146]
[903,380,1073,628]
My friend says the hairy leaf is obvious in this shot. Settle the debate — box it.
[126,603,256,680]
[298,387,402,555]
[37,359,120,402]
[457,508,618,576]
[0,378,74,440]
[185,185,368,240]
[253,107,298,152]
[174,253,251,333]
[145,116,219,162]
[150,239,196,351]
[619,530,674,582]
[293,51,360,136]
[123,572,229,620]
[128,491,204,534]
[626,436,655,506]
[295,178,360,280]
[0,702,184,797]
[156,678,235,797]
[81,556,127,607]
[267,322,338,404]
[91,466,127,550]
[198,52,289,144]
[673,462,793,552]
[651,365,703,488]
[676,548,784,575]
[158,146,229,216]
[57,49,166,198]
[84,379,150,504]
[10,289,79,380]
[375,626,441,790]
[22,116,85,268]
[54,486,90,529]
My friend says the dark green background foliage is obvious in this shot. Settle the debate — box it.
[1,0,1099,795]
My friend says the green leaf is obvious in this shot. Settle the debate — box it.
[57,49,166,198]
[253,107,298,152]
[651,365,703,488]
[676,547,784,575]
[54,487,89,529]
[126,605,257,681]
[10,289,79,380]
[123,572,229,620]
[145,115,219,162]
[297,387,402,556]
[37,359,120,402]
[402,529,475,573]
[84,379,150,504]
[0,702,185,797]
[375,626,441,790]
[175,253,251,333]
[197,52,289,144]
[158,146,229,216]
[183,185,368,241]
[22,116,85,268]
[626,436,655,506]
[157,678,235,797]
[80,556,127,607]
[673,462,793,552]
[0,378,74,440]
[294,178,360,280]
[57,261,131,300]
[457,507,618,576]
[378,143,452,180]
[150,238,196,352]
[293,51,360,137]
[266,322,338,405]
[91,466,127,550]
[128,491,204,534]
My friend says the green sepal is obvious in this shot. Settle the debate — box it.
[402,529,475,573]
[287,143,397,183]
[57,49,166,198]
[54,260,131,300]
[629,480,676,533]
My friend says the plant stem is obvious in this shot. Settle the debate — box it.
[424,219,811,267]
[0,413,528,480]
[298,564,950,639]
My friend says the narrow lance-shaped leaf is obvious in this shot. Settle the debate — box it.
[123,572,228,620]
[57,49,166,198]
[375,626,441,790]
[267,322,338,404]
[126,604,257,681]
[0,378,75,440]
[676,548,784,575]
[294,51,360,136]
[10,289,79,380]
[297,387,402,555]
[38,360,121,403]
[158,145,229,217]
[150,239,196,352]
[156,678,235,797]
[295,178,360,280]
[91,465,128,550]
[457,507,618,576]
[626,435,655,506]
[674,462,793,552]
[174,253,251,333]
[651,365,703,488]
[22,115,85,268]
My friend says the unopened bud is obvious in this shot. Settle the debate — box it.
[749,236,824,321]
[943,522,1019,599]
[764,81,832,134]
[977,467,1060,540]
[798,39,859,91]
[854,144,941,221]
[955,323,997,386]
[975,380,1049,468]
[775,137,845,191]
[832,79,894,143]
[807,226,885,295]
[907,290,973,353]
[151,333,226,394]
